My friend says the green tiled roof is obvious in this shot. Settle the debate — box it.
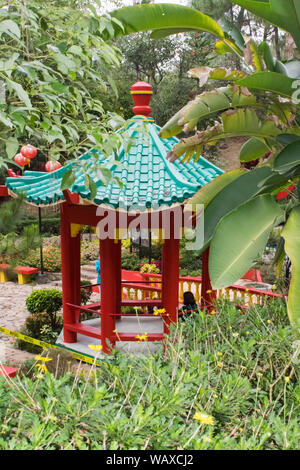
[6,118,223,209]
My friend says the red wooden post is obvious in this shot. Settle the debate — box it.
[162,236,180,334]
[112,240,122,318]
[0,186,8,197]
[100,238,116,353]
[60,203,81,343]
[200,247,217,312]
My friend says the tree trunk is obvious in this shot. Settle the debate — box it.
[274,27,281,61]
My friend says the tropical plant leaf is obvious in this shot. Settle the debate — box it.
[188,67,247,88]
[209,195,284,289]
[274,141,300,173]
[201,166,274,250]
[239,137,271,162]
[219,17,246,52]
[231,0,300,51]
[189,169,246,209]
[160,86,256,139]
[244,39,264,72]
[109,4,224,40]
[167,108,280,162]
[282,205,300,328]
[273,236,286,278]
[258,41,288,75]
[237,71,295,98]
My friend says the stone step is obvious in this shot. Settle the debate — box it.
[81,264,97,273]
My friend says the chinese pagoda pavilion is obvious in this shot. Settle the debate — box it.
[5,82,223,353]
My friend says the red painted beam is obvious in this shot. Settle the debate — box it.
[0,186,8,197]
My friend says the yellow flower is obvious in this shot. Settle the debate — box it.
[284,376,290,383]
[213,394,218,399]
[35,355,52,362]
[154,308,166,316]
[193,412,215,426]
[267,320,271,324]
[217,352,222,357]
[206,290,212,294]
[246,331,250,335]
[35,363,48,373]
[232,332,239,337]
[136,332,148,343]
[88,344,103,352]
[210,309,217,315]
[271,285,277,290]
[217,362,223,368]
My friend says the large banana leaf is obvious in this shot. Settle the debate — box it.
[239,137,271,162]
[274,141,300,173]
[167,108,281,162]
[282,205,300,329]
[160,87,258,140]
[209,194,284,289]
[109,4,224,40]
[231,0,300,51]
[237,72,295,99]
[202,166,273,249]
[189,169,246,209]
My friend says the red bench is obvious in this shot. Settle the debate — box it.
[0,366,17,379]
[14,266,39,284]
[0,264,10,283]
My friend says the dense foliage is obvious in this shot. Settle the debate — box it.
[1,299,299,450]
[0,0,122,181]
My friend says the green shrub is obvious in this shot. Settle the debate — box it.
[122,252,147,271]
[80,280,92,305]
[15,244,61,272]
[81,240,99,263]
[26,288,62,329]
[15,216,60,236]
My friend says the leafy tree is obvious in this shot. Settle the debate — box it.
[191,0,232,20]
[0,195,41,265]
[0,0,121,177]
[100,30,219,125]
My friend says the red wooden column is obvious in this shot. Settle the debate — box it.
[60,202,81,343]
[100,238,117,353]
[162,236,180,334]
[112,239,122,318]
[200,247,217,312]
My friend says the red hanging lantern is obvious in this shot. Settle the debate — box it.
[7,169,20,178]
[14,153,29,167]
[20,144,37,160]
[45,161,62,172]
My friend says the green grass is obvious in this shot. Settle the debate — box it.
[0,298,299,450]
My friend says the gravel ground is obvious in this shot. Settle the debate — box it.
[0,275,62,366]
[0,273,101,367]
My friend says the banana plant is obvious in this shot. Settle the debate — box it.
[110,1,300,330]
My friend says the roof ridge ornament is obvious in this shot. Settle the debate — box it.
[131,81,153,118]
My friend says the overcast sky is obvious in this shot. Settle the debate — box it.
[103,0,188,13]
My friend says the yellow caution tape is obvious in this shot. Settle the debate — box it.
[0,325,106,367]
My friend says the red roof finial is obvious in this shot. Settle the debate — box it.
[131,81,153,117]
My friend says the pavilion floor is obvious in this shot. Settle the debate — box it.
[56,316,164,358]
